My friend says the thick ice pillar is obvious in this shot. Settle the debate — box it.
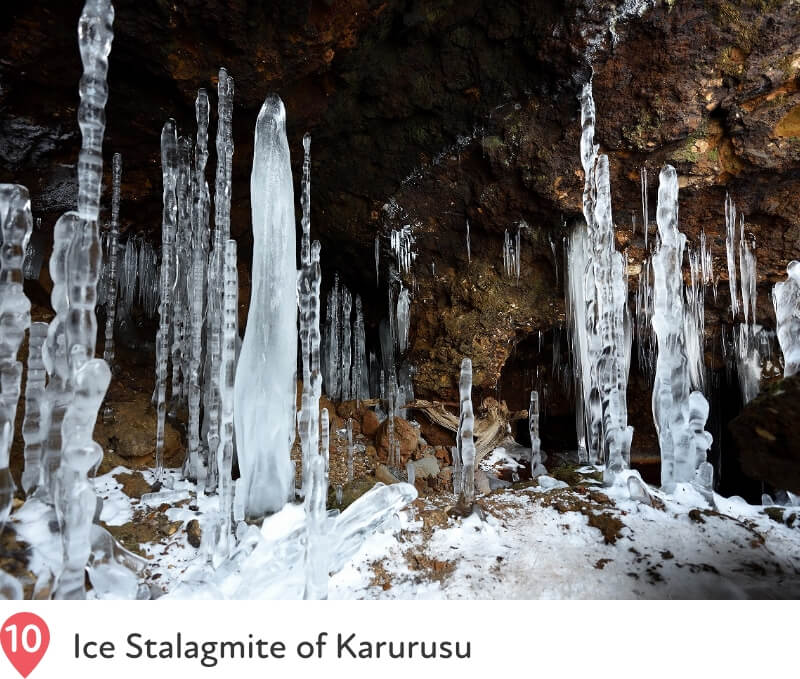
[234,95,297,518]
[773,261,800,378]
[651,165,713,492]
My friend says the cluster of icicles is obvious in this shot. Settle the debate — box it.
[0,0,418,601]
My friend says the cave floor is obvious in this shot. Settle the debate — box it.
[9,461,799,600]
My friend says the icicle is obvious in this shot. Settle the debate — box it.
[773,261,800,378]
[466,219,471,264]
[390,226,415,275]
[214,239,238,561]
[396,286,410,355]
[352,295,367,404]
[725,193,740,318]
[684,246,706,393]
[640,166,648,250]
[652,165,713,493]
[341,286,352,400]
[297,133,323,498]
[374,236,380,286]
[102,153,121,371]
[155,120,177,484]
[234,94,297,518]
[456,358,476,506]
[0,186,33,523]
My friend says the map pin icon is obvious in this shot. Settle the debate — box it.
[1,613,50,678]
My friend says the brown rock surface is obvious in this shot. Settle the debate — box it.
[376,417,421,465]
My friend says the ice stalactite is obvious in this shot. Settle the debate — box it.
[396,286,410,355]
[352,295,367,404]
[651,165,713,494]
[456,358,476,506]
[303,431,329,600]
[120,236,137,314]
[374,236,380,286]
[0,185,33,526]
[635,257,656,382]
[185,88,211,483]
[214,239,238,562]
[22,322,48,495]
[323,275,340,399]
[529,390,546,477]
[773,261,800,378]
[725,193,740,319]
[155,120,177,484]
[102,152,121,372]
[735,223,760,404]
[390,226,415,275]
[297,133,323,498]
[466,219,471,264]
[574,82,633,482]
[55,0,115,599]
[341,287,352,400]
[640,167,648,251]
[684,246,706,393]
[234,94,297,518]
[502,227,521,281]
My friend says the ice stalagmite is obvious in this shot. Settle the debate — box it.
[55,360,111,599]
[772,261,800,378]
[297,133,323,497]
[54,0,115,598]
[529,390,545,477]
[304,409,329,600]
[651,165,713,492]
[155,120,178,483]
[185,88,210,482]
[22,323,48,495]
[234,95,297,518]
[576,82,632,482]
[215,239,238,560]
[0,186,33,525]
[205,69,234,494]
[102,153,121,370]
[456,358,476,506]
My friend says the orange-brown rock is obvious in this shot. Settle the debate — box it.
[376,417,421,466]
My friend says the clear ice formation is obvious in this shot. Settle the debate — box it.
[185,88,211,482]
[528,390,546,477]
[0,185,33,527]
[390,225,415,275]
[735,221,761,404]
[297,133,323,497]
[205,68,234,493]
[503,227,521,281]
[51,0,115,599]
[396,285,410,354]
[353,296,367,403]
[214,239,238,560]
[155,119,177,482]
[341,287,352,400]
[102,152,122,370]
[234,94,297,518]
[573,81,633,482]
[22,323,48,495]
[725,193,740,318]
[456,358,476,505]
[651,165,713,493]
[466,218,471,264]
[772,261,800,378]
[303,410,329,600]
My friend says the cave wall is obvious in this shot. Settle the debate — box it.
[1,1,799,465]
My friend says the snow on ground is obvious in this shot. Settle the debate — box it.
[11,463,800,599]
